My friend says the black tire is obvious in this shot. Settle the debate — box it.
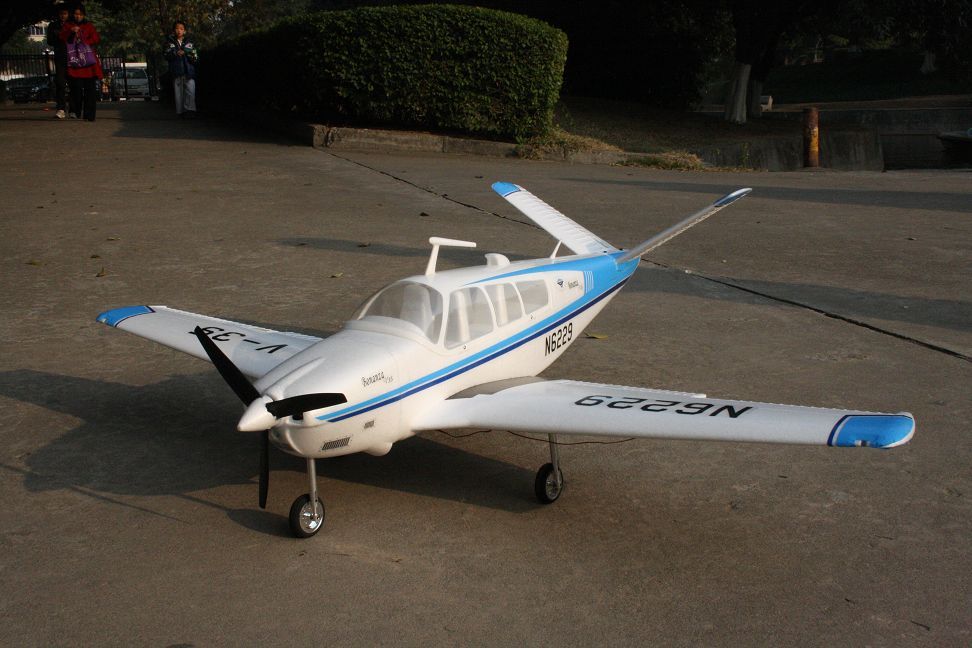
[288,494,325,538]
[534,462,564,504]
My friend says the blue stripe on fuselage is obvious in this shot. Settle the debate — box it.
[318,256,637,423]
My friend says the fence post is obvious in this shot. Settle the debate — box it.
[803,107,820,168]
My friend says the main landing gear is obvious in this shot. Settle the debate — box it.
[289,458,325,538]
[534,433,564,504]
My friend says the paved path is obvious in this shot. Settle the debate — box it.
[1,101,970,646]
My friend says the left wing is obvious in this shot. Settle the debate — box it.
[96,305,322,379]
[413,379,914,449]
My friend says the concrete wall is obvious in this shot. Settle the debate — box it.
[690,129,883,171]
[765,107,972,169]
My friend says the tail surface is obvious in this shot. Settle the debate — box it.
[492,182,618,256]
[616,188,751,263]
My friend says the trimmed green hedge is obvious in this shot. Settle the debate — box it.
[204,5,567,140]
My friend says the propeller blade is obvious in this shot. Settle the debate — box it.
[259,430,269,509]
[265,393,347,419]
[192,326,260,404]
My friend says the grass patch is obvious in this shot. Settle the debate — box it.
[554,96,798,153]
[514,126,622,159]
[620,152,705,170]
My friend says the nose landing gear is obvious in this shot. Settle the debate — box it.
[289,458,325,538]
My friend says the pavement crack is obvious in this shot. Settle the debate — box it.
[325,151,537,228]
[647,260,971,363]
[322,153,968,364]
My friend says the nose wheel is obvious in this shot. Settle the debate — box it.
[534,434,565,504]
[289,458,326,538]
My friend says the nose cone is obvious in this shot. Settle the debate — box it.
[238,396,276,432]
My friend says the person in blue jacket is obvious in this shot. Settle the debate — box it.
[164,20,197,117]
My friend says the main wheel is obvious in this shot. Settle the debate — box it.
[534,462,564,504]
[289,494,325,538]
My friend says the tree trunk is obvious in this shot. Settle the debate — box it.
[724,62,751,124]
[920,51,937,74]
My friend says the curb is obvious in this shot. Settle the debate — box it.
[216,104,882,171]
[314,124,518,158]
[313,124,633,165]
[213,103,634,165]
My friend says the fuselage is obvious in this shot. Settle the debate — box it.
[259,250,640,459]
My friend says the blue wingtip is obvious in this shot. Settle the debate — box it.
[713,187,752,207]
[96,305,154,327]
[492,182,520,197]
[829,414,915,449]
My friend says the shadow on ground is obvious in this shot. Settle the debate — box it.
[1,370,538,535]
[626,267,972,335]
[568,176,972,213]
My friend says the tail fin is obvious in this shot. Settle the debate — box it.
[616,188,751,264]
[492,182,618,256]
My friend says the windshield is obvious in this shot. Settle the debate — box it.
[355,282,443,342]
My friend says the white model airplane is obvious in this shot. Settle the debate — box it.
[96,183,915,538]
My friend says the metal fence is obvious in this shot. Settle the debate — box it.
[0,51,52,80]
[1,50,159,101]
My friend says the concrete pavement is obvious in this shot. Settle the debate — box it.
[1,101,970,646]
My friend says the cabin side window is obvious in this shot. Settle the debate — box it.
[516,279,549,314]
[445,287,494,348]
[485,283,523,326]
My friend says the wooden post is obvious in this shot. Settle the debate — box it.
[803,107,820,167]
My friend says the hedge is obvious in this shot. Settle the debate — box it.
[204,5,568,140]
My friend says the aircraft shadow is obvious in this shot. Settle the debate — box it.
[0,370,539,535]
[275,237,531,265]
[628,266,972,334]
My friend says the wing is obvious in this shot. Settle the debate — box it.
[96,305,322,379]
[492,182,618,255]
[413,379,914,449]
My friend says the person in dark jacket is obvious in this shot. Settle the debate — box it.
[163,21,197,117]
[60,3,103,121]
[46,2,70,118]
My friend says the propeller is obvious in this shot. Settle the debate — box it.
[192,327,346,509]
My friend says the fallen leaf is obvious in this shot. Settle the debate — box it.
[585,332,608,340]
[90,254,101,259]
[95,267,106,277]
[357,243,370,248]
[106,237,120,241]
[26,260,42,266]
[419,211,430,217]
[330,272,344,278]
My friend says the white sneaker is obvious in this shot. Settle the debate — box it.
[56,110,65,119]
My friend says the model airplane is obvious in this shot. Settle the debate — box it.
[96,183,915,538]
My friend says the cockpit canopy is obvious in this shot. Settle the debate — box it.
[354,281,444,342]
[354,278,550,347]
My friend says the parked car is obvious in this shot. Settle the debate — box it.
[110,68,154,100]
[7,75,51,103]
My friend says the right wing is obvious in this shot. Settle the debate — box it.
[414,379,915,449]
[96,305,322,379]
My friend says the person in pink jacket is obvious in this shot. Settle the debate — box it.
[60,3,103,121]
